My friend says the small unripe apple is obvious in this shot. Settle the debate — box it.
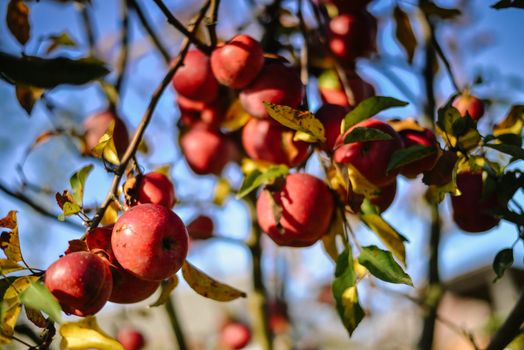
[219,322,252,350]
[117,328,145,350]
[45,251,113,316]
[109,265,160,304]
[242,118,309,167]
[334,119,404,187]
[112,204,189,281]
[84,110,129,158]
[137,172,176,208]
[187,215,214,240]
[257,173,334,247]
[172,49,219,103]
[399,128,440,178]
[239,63,304,119]
[451,171,500,233]
[327,11,377,62]
[180,127,237,175]
[452,94,485,121]
[315,104,349,151]
[211,34,265,89]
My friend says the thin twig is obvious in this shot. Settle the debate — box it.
[297,0,310,109]
[79,3,97,57]
[115,0,131,96]
[152,0,212,55]
[128,0,171,64]
[207,0,221,48]
[164,295,188,350]
[431,33,461,93]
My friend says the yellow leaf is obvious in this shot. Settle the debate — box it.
[25,307,47,328]
[152,164,172,177]
[354,260,367,280]
[346,164,380,198]
[322,209,344,262]
[149,275,178,307]
[221,99,250,131]
[60,316,124,350]
[241,158,273,175]
[213,178,231,206]
[493,105,524,137]
[7,0,30,45]
[360,214,406,266]
[100,200,120,226]
[15,84,44,115]
[264,102,326,143]
[0,259,24,274]
[293,130,318,143]
[182,261,246,302]
[0,276,38,343]
[0,211,22,263]
[91,121,120,165]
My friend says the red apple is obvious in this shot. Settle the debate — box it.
[172,49,219,103]
[177,95,228,129]
[257,173,334,247]
[112,204,189,281]
[180,127,237,175]
[187,215,214,240]
[399,128,440,178]
[211,34,265,89]
[117,328,145,350]
[86,225,116,264]
[109,265,160,304]
[452,94,485,121]
[315,104,349,150]
[137,172,176,208]
[219,322,252,350]
[451,171,500,233]
[327,11,377,62]
[239,62,304,119]
[84,110,129,158]
[318,70,375,107]
[45,251,113,316]
[334,118,404,187]
[242,118,309,167]
[370,180,396,213]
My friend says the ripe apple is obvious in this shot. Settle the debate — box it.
[111,204,189,281]
[180,127,237,175]
[172,49,219,103]
[177,94,228,129]
[399,128,440,178]
[211,34,265,89]
[45,251,113,316]
[242,118,309,167]
[334,119,404,187]
[257,173,334,247]
[239,62,304,119]
[187,215,214,240]
[451,171,500,233]
[318,70,375,107]
[327,11,377,62]
[86,225,116,264]
[315,104,349,151]
[137,172,176,208]
[84,110,129,158]
[219,321,252,350]
[117,328,145,350]
[371,180,397,213]
[452,93,485,121]
[109,265,160,304]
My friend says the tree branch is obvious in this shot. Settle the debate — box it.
[207,0,221,48]
[115,0,131,96]
[431,32,461,93]
[486,291,524,350]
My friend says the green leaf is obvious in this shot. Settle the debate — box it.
[491,0,524,9]
[263,102,326,143]
[332,247,364,336]
[236,165,288,199]
[344,127,393,144]
[492,248,513,282]
[387,145,437,173]
[62,202,81,216]
[341,96,408,133]
[358,246,413,286]
[0,52,109,88]
[394,6,417,63]
[19,281,62,323]
[69,164,94,207]
[360,213,407,266]
[485,143,524,160]
[437,106,462,135]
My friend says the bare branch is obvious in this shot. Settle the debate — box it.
[115,0,131,95]
[207,0,221,48]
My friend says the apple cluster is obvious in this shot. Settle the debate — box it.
[45,172,189,316]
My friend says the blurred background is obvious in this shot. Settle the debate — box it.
[0,0,524,349]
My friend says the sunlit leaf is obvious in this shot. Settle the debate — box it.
[100,199,119,226]
[264,102,326,143]
[20,281,62,323]
[493,248,513,282]
[91,120,120,165]
[236,165,288,199]
[221,99,250,131]
[358,246,413,286]
[0,211,22,263]
[6,0,30,45]
[360,213,406,266]
[332,247,364,336]
[0,259,24,274]
[60,316,124,350]
[346,163,380,198]
[45,31,77,54]
[181,261,246,302]
[394,6,417,63]
[341,96,408,133]
[15,84,44,115]
[493,105,524,136]
[149,275,178,307]
[0,52,109,88]
[70,164,93,207]
[322,209,344,262]
[213,178,231,206]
